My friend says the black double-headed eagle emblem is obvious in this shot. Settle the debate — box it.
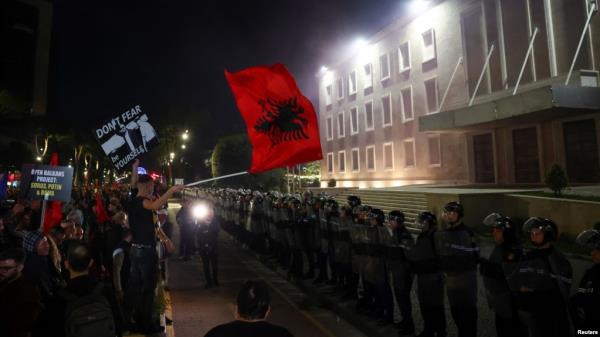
[254,97,309,147]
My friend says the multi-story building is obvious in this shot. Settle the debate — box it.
[318,0,600,188]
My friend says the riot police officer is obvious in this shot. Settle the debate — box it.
[364,209,389,324]
[434,201,479,337]
[480,213,526,337]
[507,217,572,337]
[570,228,600,332]
[407,212,446,337]
[386,210,415,334]
[195,200,220,288]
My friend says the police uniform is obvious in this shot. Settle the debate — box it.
[197,216,220,287]
[434,222,479,337]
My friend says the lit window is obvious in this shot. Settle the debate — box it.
[364,63,373,89]
[349,71,357,95]
[399,41,411,72]
[425,78,439,114]
[428,134,441,166]
[325,84,333,106]
[326,117,333,140]
[366,145,376,171]
[380,53,390,81]
[422,28,437,63]
[336,77,344,100]
[337,111,345,138]
[404,139,416,167]
[338,151,346,173]
[365,101,374,131]
[351,148,360,172]
[327,153,334,173]
[350,107,359,135]
[383,142,394,170]
[382,94,392,127]
[401,87,413,122]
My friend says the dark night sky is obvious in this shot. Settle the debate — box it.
[50,0,408,159]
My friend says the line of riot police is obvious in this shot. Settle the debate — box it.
[197,188,599,337]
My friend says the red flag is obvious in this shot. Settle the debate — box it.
[225,64,323,173]
[95,193,110,224]
[43,152,63,233]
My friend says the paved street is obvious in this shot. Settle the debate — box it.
[166,203,367,337]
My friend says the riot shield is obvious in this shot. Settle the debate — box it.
[333,217,352,266]
[350,224,369,275]
[319,214,330,254]
[363,226,384,284]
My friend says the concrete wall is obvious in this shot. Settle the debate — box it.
[426,191,600,236]
[508,194,600,237]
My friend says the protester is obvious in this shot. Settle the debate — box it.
[0,248,41,337]
[62,241,116,337]
[204,280,294,337]
[124,170,183,335]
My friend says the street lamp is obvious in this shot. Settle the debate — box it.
[182,133,189,141]
[170,152,175,159]
[36,156,42,162]
[181,144,186,149]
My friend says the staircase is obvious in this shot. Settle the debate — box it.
[331,189,430,228]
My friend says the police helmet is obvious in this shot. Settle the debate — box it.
[367,208,385,225]
[443,201,464,217]
[575,229,600,250]
[347,195,362,208]
[483,213,504,227]
[523,217,558,242]
[387,210,405,225]
[414,212,437,231]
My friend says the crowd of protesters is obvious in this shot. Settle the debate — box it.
[189,188,600,337]
[0,159,179,337]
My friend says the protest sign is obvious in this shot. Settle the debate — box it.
[94,105,159,171]
[20,164,74,202]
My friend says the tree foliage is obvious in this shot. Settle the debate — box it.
[210,134,285,190]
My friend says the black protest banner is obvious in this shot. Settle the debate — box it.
[94,105,159,171]
[21,164,74,201]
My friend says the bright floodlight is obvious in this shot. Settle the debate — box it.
[192,203,209,220]
[353,38,367,51]
[181,144,186,149]
[182,133,189,140]
[409,0,430,13]
[320,65,328,73]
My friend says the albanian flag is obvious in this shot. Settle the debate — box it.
[225,64,323,174]
[95,193,110,225]
[43,153,63,233]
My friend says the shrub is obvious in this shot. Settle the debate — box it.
[545,164,568,197]
[327,178,336,187]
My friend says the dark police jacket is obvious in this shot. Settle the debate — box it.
[507,246,572,312]
[570,263,600,330]
[406,230,440,275]
[434,223,480,273]
[197,218,220,252]
[480,243,522,316]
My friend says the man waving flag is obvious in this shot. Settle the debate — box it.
[225,64,323,174]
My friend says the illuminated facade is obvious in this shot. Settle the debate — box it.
[318,0,600,188]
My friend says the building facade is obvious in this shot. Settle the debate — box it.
[318,0,600,188]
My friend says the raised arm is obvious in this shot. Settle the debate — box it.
[131,159,140,188]
[143,185,185,211]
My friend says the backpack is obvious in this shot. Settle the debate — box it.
[62,283,116,337]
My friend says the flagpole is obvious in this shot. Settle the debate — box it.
[184,171,249,187]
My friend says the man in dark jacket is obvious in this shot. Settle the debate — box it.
[434,202,479,337]
[0,248,41,337]
[508,217,573,337]
[571,228,600,333]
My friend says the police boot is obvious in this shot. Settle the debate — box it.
[397,319,415,336]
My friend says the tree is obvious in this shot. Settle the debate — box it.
[210,134,285,190]
[545,164,568,197]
